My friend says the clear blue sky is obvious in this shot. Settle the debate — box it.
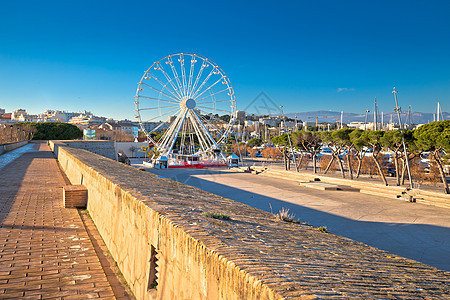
[1,0,449,120]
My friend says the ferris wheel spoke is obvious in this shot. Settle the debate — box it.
[195,87,232,102]
[196,99,233,105]
[166,57,184,97]
[178,54,188,97]
[189,60,207,98]
[144,107,181,122]
[138,105,179,111]
[158,62,183,99]
[146,121,168,136]
[165,110,189,156]
[196,106,231,115]
[140,83,180,102]
[191,68,215,99]
[146,71,180,100]
[158,110,184,150]
[192,110,220,150]
[138,95,178,105]
[188,113,210,152]
[187,56,196,98]
[193,76,224,100]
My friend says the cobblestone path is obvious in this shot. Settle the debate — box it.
[0,144,115,299]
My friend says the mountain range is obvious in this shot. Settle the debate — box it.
[276,110,449,125]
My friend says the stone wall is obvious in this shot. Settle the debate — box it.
[0,140,28,155]
[49,141,450,299]
[50,140,117,160]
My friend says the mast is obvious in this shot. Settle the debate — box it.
[392,87,413,189]
[407,105,411,126]
[437,102,440,121]
[374,97,378,130]
[381,112,384,130]
[340,111,343,129]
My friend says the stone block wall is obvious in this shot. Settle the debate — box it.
[50,141,450,300]
[0,141,28,155]
[50,140,117,161]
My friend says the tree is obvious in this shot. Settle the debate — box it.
[414,120,450,194]
[292,131,322,173]
[22,122,82,140]
[381,130,404,185]
[332,128,355,179]
[272,134,290,170]
[365,130,388,186]
[320,130,348,178]
[349,129,368,178]
[247,137,263,148]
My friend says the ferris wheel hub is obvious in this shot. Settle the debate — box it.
[181,98,196,110]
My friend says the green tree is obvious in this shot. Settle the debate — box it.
[364,130,388,186]
[247,137,263,148]
[272,133,290,170]
[332,128,355,179]
[381,130,404,185]
[414,120,450,193]
[23,122,82,140]
[292,131,322,173]
[349,129,369,178]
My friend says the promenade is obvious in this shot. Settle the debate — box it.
[0,143,119,299]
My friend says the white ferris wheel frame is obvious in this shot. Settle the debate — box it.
[134,53,236,161]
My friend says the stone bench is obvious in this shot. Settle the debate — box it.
[63,185,88,208]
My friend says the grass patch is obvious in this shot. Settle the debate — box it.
[317,226,328,233]
[277,207,295,222]
[202,212,231,220]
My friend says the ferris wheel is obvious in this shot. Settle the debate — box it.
[135,53,236,165]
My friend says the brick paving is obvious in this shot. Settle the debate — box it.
[0,143,116,299]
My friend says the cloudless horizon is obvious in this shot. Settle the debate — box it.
[1,0,449,120]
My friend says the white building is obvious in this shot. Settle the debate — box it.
[11,109,27,121]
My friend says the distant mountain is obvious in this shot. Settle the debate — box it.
[273,110,450,125]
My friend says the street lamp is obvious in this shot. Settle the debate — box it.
[392,87,414,189]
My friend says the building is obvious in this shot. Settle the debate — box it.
[118,122,139,137]
[98,122,121,132]
[69,113,106,129]
[11,109,27,121]
[41,110,79,122]
[17,114,39,122]
[259,117,280,127]
[0,108,5,115]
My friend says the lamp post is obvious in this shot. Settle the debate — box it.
[392,87,413,189]
[9,125,13,142]
[280,105,299,172]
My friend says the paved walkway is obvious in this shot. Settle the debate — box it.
[0,144,116,299]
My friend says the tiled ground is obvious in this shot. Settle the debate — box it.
[0,143,116,299]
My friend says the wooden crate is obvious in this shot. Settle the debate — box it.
[63,185,88,208]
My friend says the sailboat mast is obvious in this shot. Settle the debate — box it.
[374,97,378,130]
